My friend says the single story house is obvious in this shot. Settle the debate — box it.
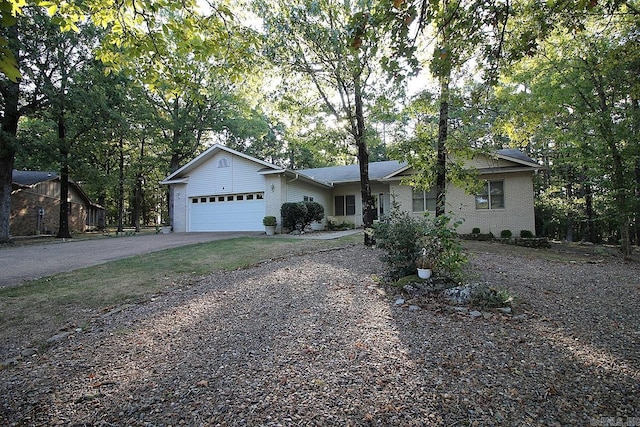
[161,144,542,236]
[11,170,105,236]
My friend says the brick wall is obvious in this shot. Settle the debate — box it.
[10,189,88,236]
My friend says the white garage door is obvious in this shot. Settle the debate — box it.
[189,194,265,232]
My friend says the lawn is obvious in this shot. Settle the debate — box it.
[0,233,362,359]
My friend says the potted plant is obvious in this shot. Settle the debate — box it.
[416,247,434,279]
[263,216,277,236]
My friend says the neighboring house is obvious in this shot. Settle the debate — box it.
[11,170,105,236]
[161,144,542,235]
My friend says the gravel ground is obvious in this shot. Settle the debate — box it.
[1,243,638,426]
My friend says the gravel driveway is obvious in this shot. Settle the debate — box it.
[0,243,638,426]
[0,232,259,288]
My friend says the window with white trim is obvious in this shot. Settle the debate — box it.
[475,180,504,209]
[412,188,437,212]
[335,195,356,216]
[217,158,230,168]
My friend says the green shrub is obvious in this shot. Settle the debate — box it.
[327,219,354,230]
[262,216,277,226]
[470,285,514,309]
[281,202,308,230]
[500,229,512,238]
[472,227,481,234]
[374,203,467,281]
[303,201,324,227]
[520,230,534,238]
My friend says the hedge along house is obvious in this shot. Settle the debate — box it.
[11,170,105,236]
[161,144,542,235]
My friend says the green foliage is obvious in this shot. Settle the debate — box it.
[472,227,481,234]
[327,219,354,231]
[520,230,534,238]
[470,285,514,310]
[262,216,277,226]
[374,203,467,280]
[280,201,324,230]
[500,229,512,239]
[304,201,324,225]
[280,202,307,230]
[374,210,425,278]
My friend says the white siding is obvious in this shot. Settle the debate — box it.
[171,183,188,232]
[186,152,265,197]
[285,180,332,224]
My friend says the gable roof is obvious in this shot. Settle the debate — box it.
[382,148,542,179]
[297,160,407,184]
[12,169,104,209]
[495,149,540,167]
[12,170,58,186]
[161,144,541,188]
[161,144,284,184]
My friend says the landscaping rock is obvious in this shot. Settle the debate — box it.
[20,348,37,357]
[443,283,485,305]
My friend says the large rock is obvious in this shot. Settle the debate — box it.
[442,283,487,305]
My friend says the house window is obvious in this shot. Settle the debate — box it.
[412,188,437,212]
[335,195,356,216]
[227,195,234,201]
[200,197,207,203]
[217,158,230,168]
[218,196,225,202]
[237,195,244,201]
[192,198,198,204]
[256,193,264,200]
[303,196,314,202]
[209,197,216,202]
[247,194,254,200]
[476,180,504,209]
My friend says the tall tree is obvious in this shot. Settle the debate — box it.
[494,6,639,255]
[257,0,404,245]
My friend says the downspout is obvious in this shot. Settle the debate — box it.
[286,172,299,203]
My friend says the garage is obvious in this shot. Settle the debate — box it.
[188,193,265,232]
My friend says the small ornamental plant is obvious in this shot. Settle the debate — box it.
[263,216,277,226]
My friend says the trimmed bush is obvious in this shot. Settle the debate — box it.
[281,202,308,230]
[520,229,534,238]
[303,201,324,228]
[500,229,512,238]
[472,227,481,234]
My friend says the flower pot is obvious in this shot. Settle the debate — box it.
[417,268,432,279]
[265,225,276,236]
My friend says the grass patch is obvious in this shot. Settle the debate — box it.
[0,234,362,354]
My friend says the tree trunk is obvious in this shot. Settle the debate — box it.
[0,26,21,244]
[565,182,574,242]
[133,138,145,232]
[117,137,125,233]
[354,77,375,247]
[435,72,449,217]
[56,115,72,239]
[434,0,452,218]
[584,180,596,243]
